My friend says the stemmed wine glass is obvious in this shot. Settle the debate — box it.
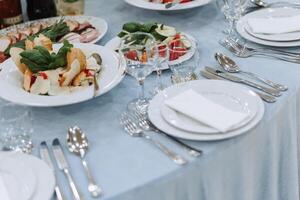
[217,0,248,38]
[119,32,158,113]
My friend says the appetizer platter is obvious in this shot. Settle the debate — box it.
[124,0,211,11]
[105,21,197,69]
[0,16,108,63]
[0,34,125,107]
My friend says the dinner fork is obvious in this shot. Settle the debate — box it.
[120,113,187,165]
[220,39,300,63]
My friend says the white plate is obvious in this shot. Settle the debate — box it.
[0,43,125,107]
[148,80,264,141]
[125,0,212,11]
[105,33,196,70]
[160,90,257,134]
[0,152,55,200]
[0,15,108,44]
[0,156,37,200]
[237,7,300,47]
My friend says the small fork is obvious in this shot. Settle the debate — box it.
[120,113,187,165]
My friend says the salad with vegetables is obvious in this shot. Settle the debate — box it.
[118,22,193,61]
[9,33,102,96]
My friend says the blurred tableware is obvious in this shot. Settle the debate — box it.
[0,103,33,154]
[0,44,125,107]
[26,0,57,20]
[67,126,102,198]
[205,67,281,96]
[236,7,300,47]
[215,52,288,91]
[167,37,199,83]
[219,38,300,63]
[200,70,277,103]
[148,80,264,141]
[56,0,85,16]
[40,141,65,200]
[120,112,187,165]
[119,32,158,113]
[130,111,202,157]
[52,138,82,200]
[165,0,180,9]
[0,152,55,200]
[250,0,300,8]
[124,0,211,12]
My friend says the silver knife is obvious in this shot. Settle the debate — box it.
[40,141,65,200]
[200,70,277,103]
[52,138,83,200]
[165,0,180,8]
[204,67,281,97]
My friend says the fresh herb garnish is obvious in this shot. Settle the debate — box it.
[20,40,73,73]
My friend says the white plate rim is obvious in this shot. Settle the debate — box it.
[124,0,212,11]
[0,43,126,107]
[0,15,108,44]
[148,80,265,141]
[237,7,300,47]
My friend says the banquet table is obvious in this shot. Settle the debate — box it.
[12,0,300,199]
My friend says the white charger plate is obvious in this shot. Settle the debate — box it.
[0,156,37,200]
[0,152,55,200]
[125,0,212,11]
[237,7,300,47]
[148,80,264,141]
[105,33,196,70]
[0,15,108,44]
[160,90,258,134]
[0,43,125,107]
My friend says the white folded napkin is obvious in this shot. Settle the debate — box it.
[0,173,11,200]
[247,14,300,34]
[164,89,250,132]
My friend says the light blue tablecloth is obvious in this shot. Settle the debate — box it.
[9,0,300,199]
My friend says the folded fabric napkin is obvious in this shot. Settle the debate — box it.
[164,89,250,132]
[0,173,10,200]
[247,14,300,34]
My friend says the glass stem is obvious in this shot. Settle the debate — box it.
[157,69,163,89]
[138,79,145,100]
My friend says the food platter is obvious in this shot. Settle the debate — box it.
[0,43,125,107]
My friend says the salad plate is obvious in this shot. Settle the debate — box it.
[125,0,212,11]
[105,22,197,70]
[0,43,125,107]
[148,80,264,141]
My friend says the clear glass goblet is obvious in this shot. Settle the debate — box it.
[119,32,158,113]
[0,103,34,154]
[167,38,200,83]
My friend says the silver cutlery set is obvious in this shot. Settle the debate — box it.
[39,127,101,200]
[200,52,288,103]
[120,111,202,165]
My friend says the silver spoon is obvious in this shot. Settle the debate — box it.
[67,126,102,198]
[215,53,288,91]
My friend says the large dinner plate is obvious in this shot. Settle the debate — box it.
[0,44,126,107]
[105,33,197,70]
[237,7,300,47]
[0,15,108,44]
[0,152,55,200]
[125,0,212,11]
[148,80,264,141]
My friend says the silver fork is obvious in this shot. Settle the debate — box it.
[120,113,187,165]
[130,111,202,157]
[220,39,300,63]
